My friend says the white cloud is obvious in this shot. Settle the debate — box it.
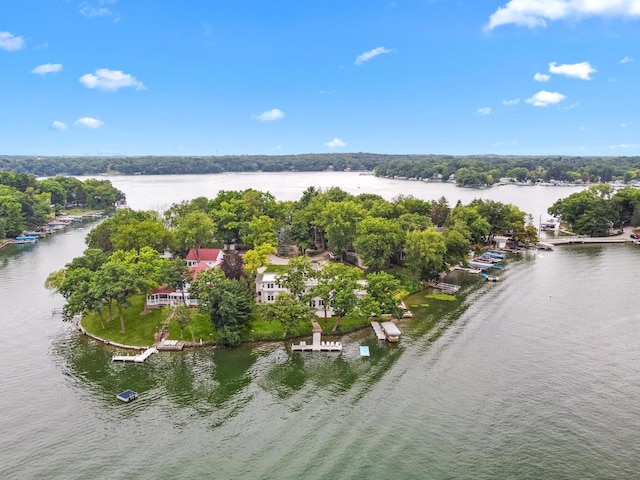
[526,90,566,107]
[621,56,634,63]
[251,108,285,122]
[477,107,492,115]
[485,0,640,31]
[79,68,145,91]
[325,137,346,148]
[74,117,104,128]
[502,98,520,105]
[534,72,550,82]
[609,143,639,149]
[79,0,117,18]
[0,31,25,51]
[549,61,596,80]
[355,47,392,65]
[50,121,67,130]
[31,63,63,75]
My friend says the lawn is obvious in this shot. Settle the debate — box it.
[166,310,215,344]
[82,296,376,347]
[264,264,287,273]
[81,295,166,346]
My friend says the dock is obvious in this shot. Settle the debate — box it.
[112,347,158,363]
[430,282,461,294]
[291,321,342,352]
[370,321,387,340]
[451,265,482,274]
[545,235,634,246]
[156,339,184,351]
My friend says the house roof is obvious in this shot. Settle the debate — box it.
[186,248,222,262]
[189,261,211,279]
[153,286,176,294]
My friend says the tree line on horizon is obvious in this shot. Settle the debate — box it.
[2,153,640,186]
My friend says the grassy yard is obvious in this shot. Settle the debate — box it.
[264,264,287,273]
[166,310,215,344]
[81,295,166,346]
[82,296,380,347]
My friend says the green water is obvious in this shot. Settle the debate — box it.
[2,175,639,479]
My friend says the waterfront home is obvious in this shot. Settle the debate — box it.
[146,286,198,308]
[255,271,368,318]
[146,249,224,308]
[185,248,223,268]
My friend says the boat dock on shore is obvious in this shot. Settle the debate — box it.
[112,347,158,363]
[291,321,342,352]
[545,235,635,246]
[371,321,387,340]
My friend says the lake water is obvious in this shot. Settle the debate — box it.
[2,173,639,480]
[82,171,586,222]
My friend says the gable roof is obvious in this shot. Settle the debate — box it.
[185,248,222,262]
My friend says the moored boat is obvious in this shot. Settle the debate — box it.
[13,235,38,244]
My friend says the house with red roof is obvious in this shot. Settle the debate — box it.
[185,248,224,268]
[146,248,225,308]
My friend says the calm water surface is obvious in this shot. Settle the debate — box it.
[1,173,638,479]
[81,171,585,221]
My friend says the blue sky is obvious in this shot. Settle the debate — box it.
[2,0,640,157]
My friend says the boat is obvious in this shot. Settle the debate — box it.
[380,321,401,342]
[116,390,138,403]
[468,259,493,271]
[13,235,38,244]
[482,273,500,282]
[537,242,554,251]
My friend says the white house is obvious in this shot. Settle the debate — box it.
[255,272,368,318]
[146,249,224,309]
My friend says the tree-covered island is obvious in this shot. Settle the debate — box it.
[45,186,544,348]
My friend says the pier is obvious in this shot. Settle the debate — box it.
[291,321,342,352]
[112,347,158,363]
[545,235,635,246]
[370,321,387,340]
[430,282,461,294]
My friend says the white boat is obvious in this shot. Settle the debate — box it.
[537,242,554,251]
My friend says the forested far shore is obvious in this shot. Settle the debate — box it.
[2,153,640,186]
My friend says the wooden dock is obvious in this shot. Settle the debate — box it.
[546,235,634,246]
[370,321,387,340]
[156,339,185,351]
[112,347,158,363]
[430,282,461,294]
[291,321,342,352]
